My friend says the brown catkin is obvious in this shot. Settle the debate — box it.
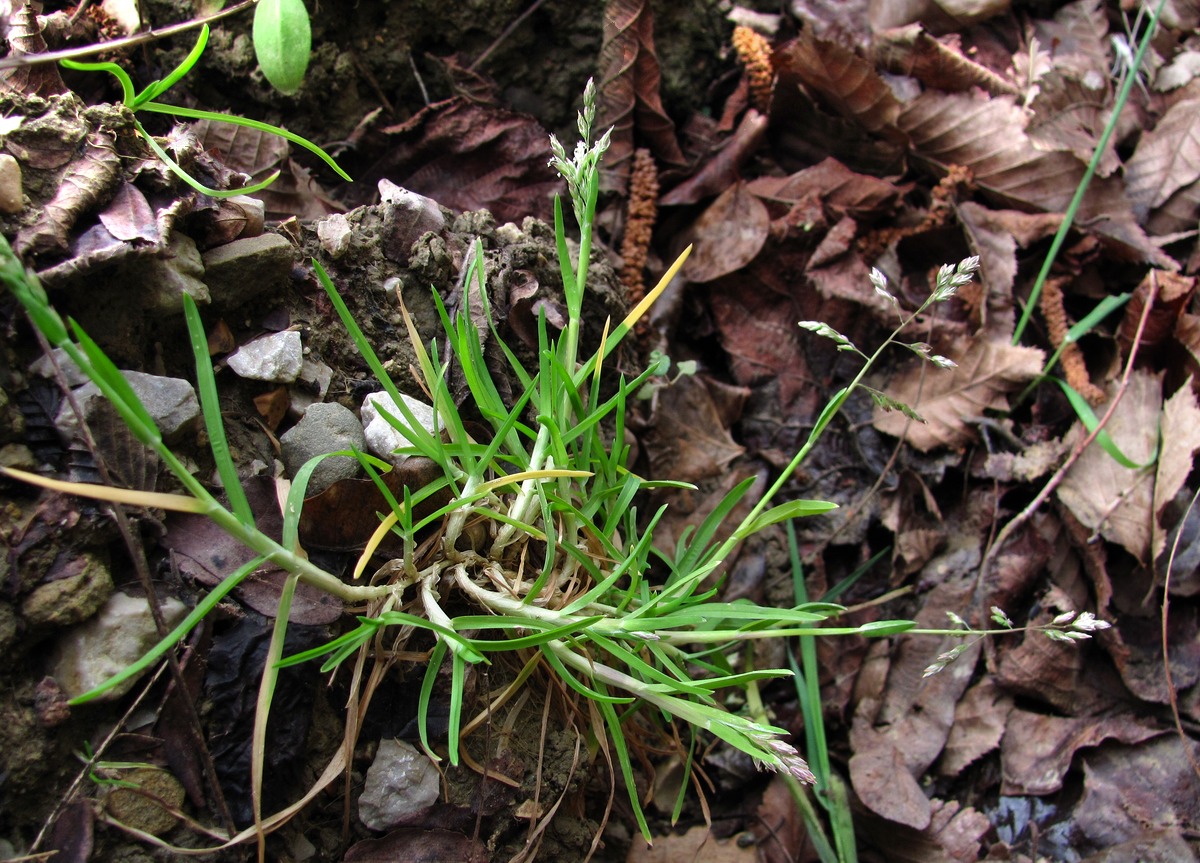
[621,149,658,331]
[1041,276,1106,405]
[732,25,775,112]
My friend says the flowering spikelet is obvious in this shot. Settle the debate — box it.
[732,25,775,112]
[1041,276,1105,404]
[620,148,658,332]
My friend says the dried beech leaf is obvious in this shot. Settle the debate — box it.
[773,30,901,135]
[1001,709,1163,795]
[874,24,1018,96]
[898,90,1170,266]
[371,98,560,224]
[1126,92,1200,221]
[954,201,1017,336]
[642,375,745,484]
[1027,70,1118,176]
[1056,370,1161,562]
[939,678,1013,776]
[16,131,123,257]
[868,0,1011,33]
[0,4,68,98]
[681,182,770,283]
[1031,0,1111,85]
[746,156,906,218]
[1152,382,1200,559]
[596,0,685,192]
[98,181,159,243]
[872,337,1043,451]
[660,110,767,206]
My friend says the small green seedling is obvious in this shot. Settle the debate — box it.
[60,23,347,197]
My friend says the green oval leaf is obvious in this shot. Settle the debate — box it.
[253,0,311,96]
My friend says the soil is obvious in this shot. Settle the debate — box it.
[3,1,1200,862]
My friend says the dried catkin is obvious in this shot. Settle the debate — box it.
[1041,276,1106,404]
[621,148,658,332]
[732,25,775,112]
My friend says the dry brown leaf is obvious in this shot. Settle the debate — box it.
[1027,70,1119,176]
[1001,709,1164,796]
[898,89,1170,266]
[746,156,907,218]
[849,576,978,829]
[660,109,768,206]
[773,30,902,135]
[1056,370,1161,562]
[595,0,685,193]
[874,24,1018,96]
[1125,91,1200,221]
[1075,736,1200,848]
[1031,0,1111,86]
[868,0,1011,33]
[681,182,770,282]
[642,375,745,485]
[1152,382,1200,559]
[872,337,1044,452]
[954,201,1017,336]
[939,678,1013,776]
[626,824,755,863]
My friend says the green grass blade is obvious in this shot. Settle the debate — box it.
[1053,377,1157,469]
[182,293,252,526]
[133,23,209,107]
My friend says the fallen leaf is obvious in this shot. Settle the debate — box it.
[1026,70,1119,176]
[682,182,770,282]
[1056,370,1161,561]
[874,24,1018,96]
[872,337,1044,452]
[595,0,685,193]
[939,677,1013,776]
[344,827,489,863]
[642,375,745,484]
[98,181,159,243]
[1075,736,1200,847]
[746,156,906,219]
[1000,709,1163,795]
[1126,88,1200,221]
[1152,380,1200,558]
[369,98,560,224]
[627,823,756,863]
[868,0,1011,33]
[773,30,901,136]
[660,110,767,206]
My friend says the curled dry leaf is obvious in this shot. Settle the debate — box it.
[746,156,906,219]
[773,30,901,136]
[681,182,769,283]
[595,0,685,192]
[873,24,1018,96]
[1125,89,1200,222]
[868,0,1011,33]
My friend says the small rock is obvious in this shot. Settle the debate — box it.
[227,330,303,383]
[202,232,295,309]
[379,179,445,263]
[280,402,366,496]
[21,551,114,628]
[0,153,23,213]
[316,212,354,258]
[358,739,441,830]
[49,591,187,700]
[361,391,438,465]
[0,444,34,470]
[105,767,186,836]
[122,232,210,316]
[56,370,200,444]
[290,357,334,418]
[29,346,89,387]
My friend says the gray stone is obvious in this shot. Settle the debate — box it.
[358,739,441,830]
[0,153,23,214]
[316,212,354,258]
[289,357,334,418]
[29,346,89,387]
[56,370,200,444]
[49,591,188,700]
[226,330,303,383]
[201,232,295,309]
[280,402,365,496]
[379,179,445,263]
[361,391,437,465]
[21,552,114,627]
[123,232,210,316]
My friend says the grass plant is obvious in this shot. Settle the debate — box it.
[0,81,1111,856]
[59,22,348,197]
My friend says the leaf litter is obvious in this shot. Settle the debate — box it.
[6,0,1200,860]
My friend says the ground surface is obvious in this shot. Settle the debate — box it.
[1,1,1200,862]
